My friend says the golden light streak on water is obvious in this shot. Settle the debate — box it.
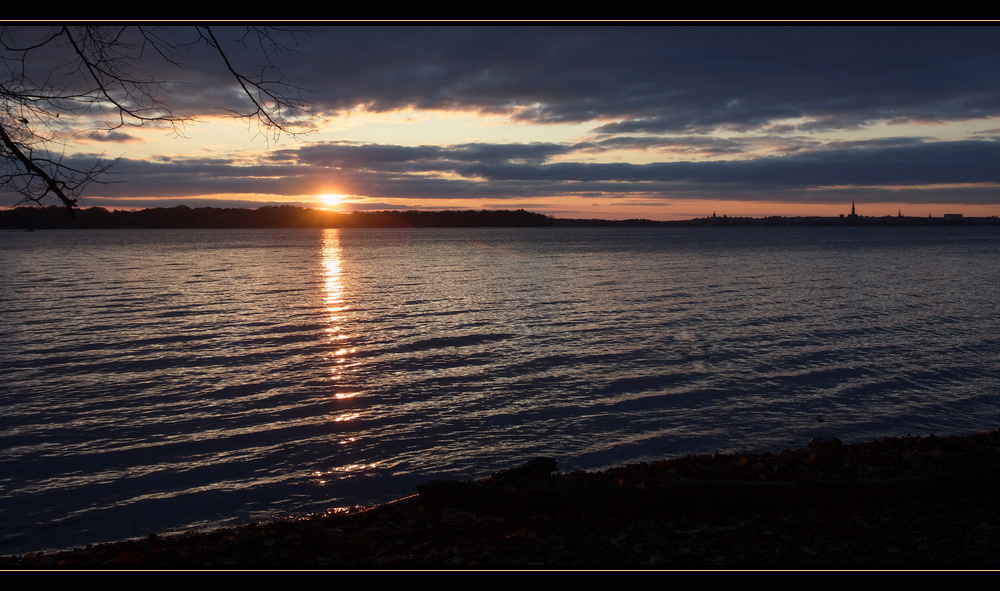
[329,463,378,473]
[322,230,365,429]
[322,229,354,389]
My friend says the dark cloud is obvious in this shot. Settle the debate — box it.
[278,26,1000,131]
[63,155,318,198]
[456,139,1000,188]
[43,25,991,134]
[81,130,144,143]
[62,138,1000,209]
[579,136,754,155]
[282,141,570,170]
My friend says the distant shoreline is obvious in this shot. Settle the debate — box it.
[552,215,1000,227]
[2,205,998,230]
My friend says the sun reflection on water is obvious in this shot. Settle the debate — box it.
[322,229,360,411]
[315,230,370,484]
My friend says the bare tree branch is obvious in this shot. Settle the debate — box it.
[196,26,312,140]
[0,25,313,215]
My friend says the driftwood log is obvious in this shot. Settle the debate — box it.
[416,459,1000,517]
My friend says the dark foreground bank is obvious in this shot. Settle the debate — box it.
[5,431,1000,568]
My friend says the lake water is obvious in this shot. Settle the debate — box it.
[2,226,999,555]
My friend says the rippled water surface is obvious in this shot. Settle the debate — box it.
[2,226,999,554]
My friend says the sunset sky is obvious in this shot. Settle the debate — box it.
[7,25,1000,220]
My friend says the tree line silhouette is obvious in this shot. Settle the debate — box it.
[0,205,555,229]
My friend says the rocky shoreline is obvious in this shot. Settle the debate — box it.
[4,430,1000,568]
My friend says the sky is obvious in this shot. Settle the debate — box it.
[6,25,1000,220]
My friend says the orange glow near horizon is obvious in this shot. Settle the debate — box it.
[533,198,1000,221]
[318,194,347,210]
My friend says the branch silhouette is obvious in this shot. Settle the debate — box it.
[0,25,313,215]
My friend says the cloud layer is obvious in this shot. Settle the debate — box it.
[4,25,999,216]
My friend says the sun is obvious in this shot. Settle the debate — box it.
[318,193,346,209]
